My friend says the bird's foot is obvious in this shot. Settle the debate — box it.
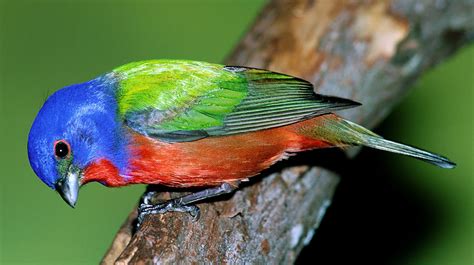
[137,198,200,228]
[135,182,240,230]
[141,190,157,205]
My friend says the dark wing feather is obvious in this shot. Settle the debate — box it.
[205,66,360,136]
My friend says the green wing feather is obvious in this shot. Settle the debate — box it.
[113,60,360,142]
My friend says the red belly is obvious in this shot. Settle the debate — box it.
[126,117,332,188]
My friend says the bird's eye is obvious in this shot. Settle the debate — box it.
[54,140,70,159]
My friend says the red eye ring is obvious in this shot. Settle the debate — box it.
[54,140,71,159]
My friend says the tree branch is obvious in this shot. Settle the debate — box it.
[102,0,473,264]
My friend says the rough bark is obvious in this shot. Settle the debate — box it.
[102,0,474,264]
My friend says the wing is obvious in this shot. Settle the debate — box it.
[113,60,360,142]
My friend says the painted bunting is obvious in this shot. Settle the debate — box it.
[27,60,455,222]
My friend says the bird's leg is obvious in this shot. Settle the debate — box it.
[141,190,157,205]
[137,182,239,227]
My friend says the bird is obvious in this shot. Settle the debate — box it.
[27,59,455,224]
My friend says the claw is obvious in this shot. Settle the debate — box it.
[136,199,201,228]
[135,182,240,230]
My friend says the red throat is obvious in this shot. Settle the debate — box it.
[82,159,127,187]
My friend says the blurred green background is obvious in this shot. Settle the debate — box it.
[0,0,472,264]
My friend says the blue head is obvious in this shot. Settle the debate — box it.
[27,76,128,207]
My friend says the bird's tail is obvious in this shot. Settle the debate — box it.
[306,114,456,169]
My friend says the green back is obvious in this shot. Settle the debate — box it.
[113,60,360,142]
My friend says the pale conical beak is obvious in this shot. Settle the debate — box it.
[55,171,80,208]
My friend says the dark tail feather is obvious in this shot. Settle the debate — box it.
[313,115,456,169]
[359,134,456,169]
